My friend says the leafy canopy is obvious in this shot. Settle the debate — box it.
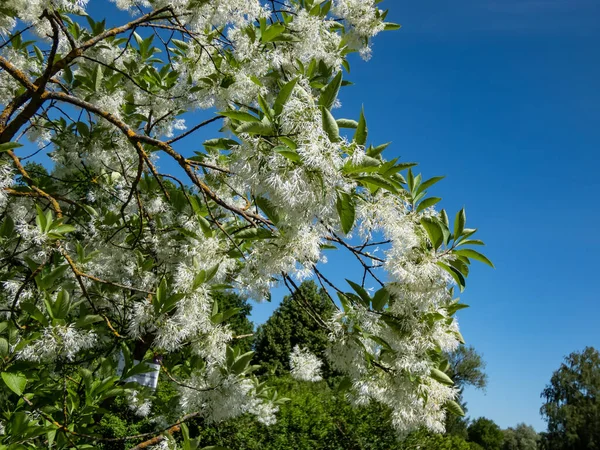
[0,0,491,447]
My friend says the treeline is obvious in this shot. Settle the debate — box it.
[98,281,599,450]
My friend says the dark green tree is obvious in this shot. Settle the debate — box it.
[468,417,504,450]
[445,346,488,438]
[253,280,335,375]
[540,346,600,450]
[502,424,539,450]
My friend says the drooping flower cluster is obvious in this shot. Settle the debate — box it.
[17,324,97,362]
[0,0,490,446]
[290,345,324,382]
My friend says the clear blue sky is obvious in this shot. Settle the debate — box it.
[250,0,600,432]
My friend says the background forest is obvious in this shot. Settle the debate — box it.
[98,282,600,450]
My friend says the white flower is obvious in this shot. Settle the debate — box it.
[289,345,323,382]
[18,324,97,362]
[0,162,14,210]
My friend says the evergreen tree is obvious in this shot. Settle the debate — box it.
[254,281,335,375]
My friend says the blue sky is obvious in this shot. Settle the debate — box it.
[249,0,600,432]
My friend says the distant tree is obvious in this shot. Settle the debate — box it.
[502,424,539,450]
[449,345,488,390]
[445,346,488,438]
[193,376,401,450]
[399,429,473,449]
[253,281,335,375]
[468,418,504,450]
[540,347,600,450]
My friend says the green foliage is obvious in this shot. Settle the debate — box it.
[540,346,600,450]
[502,424,540,450]
[400,429,473,450]
[445,346,488,438]
[449,346,488,391]
[468,418,504,450]
[192,376,401,450]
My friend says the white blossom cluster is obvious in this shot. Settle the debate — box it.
[290,345,323,382]
[0,162,13,210]
[17,324,97,362]
[180,372,279,426]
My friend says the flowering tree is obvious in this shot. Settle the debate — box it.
[0,0,493,448]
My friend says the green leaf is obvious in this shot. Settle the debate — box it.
[357,175,398,193]
[53,289,71,319]
[353,107,368,146]
[0,142,23,153]
[231,351,254,375]
[235,227,273,240]
[255,196,280,224]
[454,208,466,240]
[454,249,495,268]
[261,23,286,42]
[384,22,402,31]
[368,142,391,158]
[76,122,90,137]
[372,287,390,311]
[279,137,297,150]
[343,156,381,174]
[75,315,104,328]
[220,111,260,122]
[160,293,185,315]
[346,279,371,306]
[123,362,154,380]
[35,204,48,232]
[0,338,8,358]
[321,106,340,142]
[421,217,444,249]
[275,146,301,163]
[236,121,273,135]
[93,64,103,92]
[0,215,15,238]
[439,209,450,228]
[336,119,358,129]
[155,278,167,312]
[336,192,355,234]
[446,302,469,316]
[416,176,445,195]
[274,78,298,115]
[37,264,69,290]
[203,138,239,150]
[430,368,454,385]
[416,197,442,213]
[457,239,485,246]
[437,262,466,292]
[445,400,465,417]
[318,71,343,110]
[1,372,27,396]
